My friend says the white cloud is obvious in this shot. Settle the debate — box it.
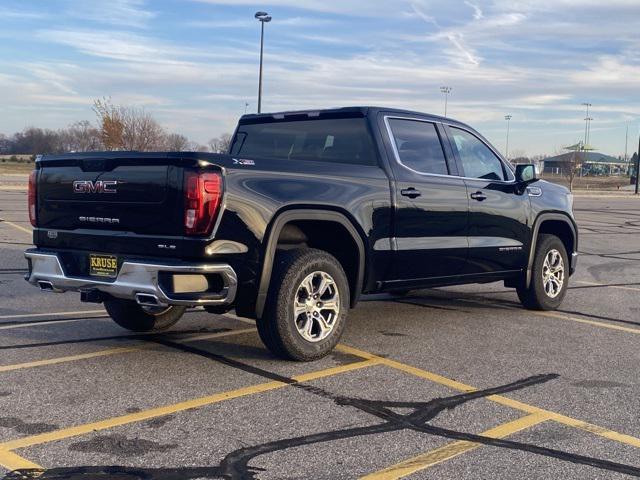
[68,0,156,28]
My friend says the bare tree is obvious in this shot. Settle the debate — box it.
[208,133,232,153]
[60,121,102,152]
[93,98,166,151]
[562,150,582,192]
[164,133,190,152]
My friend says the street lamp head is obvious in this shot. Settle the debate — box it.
[255,11,271,22]
[505,115,512,121]
[440,86,452,94]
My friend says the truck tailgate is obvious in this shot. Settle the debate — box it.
[37,157,182,236]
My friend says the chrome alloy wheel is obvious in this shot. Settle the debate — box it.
[542,248,565,299]
[293,271,340,343]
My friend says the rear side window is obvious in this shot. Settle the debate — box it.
[387,119,449,175]
[230,118,377,166]
[450,127,506,181]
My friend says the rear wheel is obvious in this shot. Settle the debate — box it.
[517,234,568,310]
[104,299,186,332]
[257,248,350,361]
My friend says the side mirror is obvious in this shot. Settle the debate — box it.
[515,164,538,184]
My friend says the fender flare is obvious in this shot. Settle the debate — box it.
[526,212,578,287]
[255,209,366,319]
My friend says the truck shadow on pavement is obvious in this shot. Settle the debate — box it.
[5,338,640,479]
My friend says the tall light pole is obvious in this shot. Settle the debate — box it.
[440,86,452,117]
[255,11,272,114]
[504,115,512,160]
[582,102,591,148]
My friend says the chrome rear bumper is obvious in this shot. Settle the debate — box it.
[24,251,237,307]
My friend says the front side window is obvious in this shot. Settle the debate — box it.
[450,127,506,181]
[387,119,449,175]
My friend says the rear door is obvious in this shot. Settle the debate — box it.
[382,115,469,285]
[445,125,530,274]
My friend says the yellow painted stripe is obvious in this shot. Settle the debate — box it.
[0,220,32,235]
[535,310,640,335]
[0,357,379,451]
[0,310,104,320]
[0,328,256,373]
[0,449,42,470]
[458,296,640,336]
[0,318,108,331]
[337,344,640,450]
[361,413,548,479]
[577,280,640,293]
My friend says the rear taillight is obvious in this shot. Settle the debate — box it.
[184,171,222,236]
[28,170,37,227]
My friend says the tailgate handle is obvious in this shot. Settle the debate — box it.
[401,188,422,199]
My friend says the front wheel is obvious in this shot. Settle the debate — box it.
[517,234,569,310]
[257,248,350,361]
[104,299,186,332]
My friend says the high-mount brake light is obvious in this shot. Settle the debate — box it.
[184,171,222,236]
[28,170,37,227]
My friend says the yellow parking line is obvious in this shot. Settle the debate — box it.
[0,357,380,452]
[0,318,108,331]
[0,219,31,235]
[577,280,640,293]
[458,296,640,336]
[0,328,256,373]
[0,450,42,471]
[336,345,640,450]
[361,413,548,479]
[535,310,640,335]
[0,310,105,320]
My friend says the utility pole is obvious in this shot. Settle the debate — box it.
[440,86,452,117]
[624,124,629,163]
[636,133,640,195]
[504,115,512,160]
[255,11,272,114]
[582,102,591,148]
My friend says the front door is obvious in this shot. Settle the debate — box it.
[445,125,530,274]
[383,116,469,286]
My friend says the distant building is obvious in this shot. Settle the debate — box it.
[542,152,629,176]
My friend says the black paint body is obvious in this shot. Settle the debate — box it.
[30,107,578,318]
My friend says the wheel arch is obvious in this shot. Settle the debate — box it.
[526,212,578,287]
[255,208,366,319]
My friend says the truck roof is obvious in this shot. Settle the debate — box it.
[239,106,470,129]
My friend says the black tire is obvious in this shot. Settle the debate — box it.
[104,299,186,332]
[517,234,569,310]
[257,248,350,361]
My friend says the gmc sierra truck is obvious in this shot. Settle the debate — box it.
[25,107,578,361]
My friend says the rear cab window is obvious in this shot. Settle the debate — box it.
[386,118,449,175]
[230,115,378,166]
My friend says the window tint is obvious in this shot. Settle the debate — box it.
[230,118,377,166]
[450,127,506,181]
[388,119,448,175]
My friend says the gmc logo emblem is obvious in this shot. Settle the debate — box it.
[73,180,118,194]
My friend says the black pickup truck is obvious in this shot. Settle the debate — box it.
[25,107,578,361]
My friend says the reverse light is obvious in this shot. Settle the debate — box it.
[184,171,222,236]
[28,170,37,227]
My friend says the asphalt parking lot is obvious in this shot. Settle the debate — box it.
[1,186,640,479]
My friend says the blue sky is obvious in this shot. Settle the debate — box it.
[1,0,639,156]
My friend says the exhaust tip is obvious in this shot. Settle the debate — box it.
[135,293,162,307]
[38,280,54,291]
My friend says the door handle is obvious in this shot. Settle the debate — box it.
[401,188,422,199]
[470,191,487,201]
